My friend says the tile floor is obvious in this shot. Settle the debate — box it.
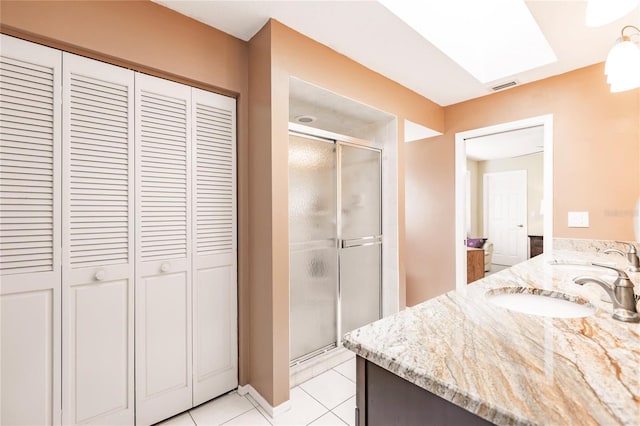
[157,357,356,426]
[485,263,509,277]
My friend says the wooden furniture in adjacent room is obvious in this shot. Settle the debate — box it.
[467,248,485,283]
[529,235,544,258]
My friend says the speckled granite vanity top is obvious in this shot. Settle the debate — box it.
[343,241,640,425]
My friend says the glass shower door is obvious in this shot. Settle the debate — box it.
[339,144,382,335]
[289,133,338,362]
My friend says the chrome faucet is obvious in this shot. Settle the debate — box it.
[573,263,639,323]
[604,241,640,272]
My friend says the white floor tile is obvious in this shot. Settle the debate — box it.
[332,358,356,383]
[308,412,347,426]
[221,408,272,426]
[257,387,327,426]
[299,370,355,409]
[155,412,196,426]
[190,391,255,425]
[332,396,356,426]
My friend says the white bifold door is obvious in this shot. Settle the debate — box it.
[191,88,238,406]
[62,53,135,425]
[1,34,237,426]
[135,74,193,425]
[0,35,62,426]
[135,74,237,425]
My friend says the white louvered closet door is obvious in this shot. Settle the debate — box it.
[0,35,62,426]
[191,88,237,405]
[135,73,193,426]
[62,53,134,425]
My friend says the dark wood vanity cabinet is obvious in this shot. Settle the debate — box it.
[355,357,491,426]
[529,235,543,258]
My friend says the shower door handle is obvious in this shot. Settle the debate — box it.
[340,235,382,249]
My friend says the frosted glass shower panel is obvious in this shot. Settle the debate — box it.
[289,133,338,362]
[289,245,337,360]
[288,134,336,243]
[340,243,381,334]
[340,145,381,240]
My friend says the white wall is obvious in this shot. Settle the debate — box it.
[475,152,544,236]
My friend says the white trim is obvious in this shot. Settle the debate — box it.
[404,119,442,142]
[455,114,553,292]
[237,385,292,418]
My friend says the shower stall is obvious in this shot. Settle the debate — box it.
[289,129,382,364]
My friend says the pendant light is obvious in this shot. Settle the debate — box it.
[604,25,640,92]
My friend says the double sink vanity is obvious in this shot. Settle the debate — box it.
[344,239,640,425]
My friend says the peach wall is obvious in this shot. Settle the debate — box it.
[246,22,280,406]
[405,63,640,305]
[247,19,444,406]
[0,0,252,385]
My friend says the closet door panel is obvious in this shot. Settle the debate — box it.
[191,88,237,405]
[62,52,134,425]
[135,73,192,426]
[0,35,61,426]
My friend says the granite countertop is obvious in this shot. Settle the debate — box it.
[343,243,640,425]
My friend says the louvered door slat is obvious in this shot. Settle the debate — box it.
[195,95,235,257]
[139,87,188,261]
[0,53,55,276]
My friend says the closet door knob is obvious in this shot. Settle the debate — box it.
[95,270,106,281]
[160,262,171,273]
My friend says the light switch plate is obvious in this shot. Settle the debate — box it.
[568,211,589,228]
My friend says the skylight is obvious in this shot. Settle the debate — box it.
[379,0,557,83]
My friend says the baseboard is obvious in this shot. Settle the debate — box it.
[237,384,291,418]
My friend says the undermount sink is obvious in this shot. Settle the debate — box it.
[549,261,617,275]
[486,287,596,318]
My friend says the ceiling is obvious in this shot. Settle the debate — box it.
[154,0,639,107]
[465,125,544,161]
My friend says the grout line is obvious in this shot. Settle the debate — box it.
[187,411,197,426]
[218,405,257,426]
[331,366,355,384]
[328,410,349,426]
[305,412,328,425]
[297,386,333,412]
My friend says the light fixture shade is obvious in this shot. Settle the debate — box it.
[604,39,640,92]
[586,0,639,27]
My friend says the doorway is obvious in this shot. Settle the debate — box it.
[288,130,382,364]
[454,115,554,290]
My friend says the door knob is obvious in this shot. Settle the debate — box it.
[95,270,106,281]
[516,224,524,228]
[160,262,171,273]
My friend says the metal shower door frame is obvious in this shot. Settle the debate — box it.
[288,123,382,361]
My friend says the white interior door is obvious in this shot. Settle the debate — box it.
[0,35,62,426]
[191,88,237,405]
[484,170,527,266]
[62,53,135,425]
[135,73,193,425]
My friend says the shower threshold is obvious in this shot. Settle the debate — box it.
[289,344,355,388]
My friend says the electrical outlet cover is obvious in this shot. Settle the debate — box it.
[568,211,589,228]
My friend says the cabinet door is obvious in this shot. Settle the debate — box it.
[62,53,134,425]
[0,35,62,426]
[135,73,193,425]
[191,88,237,405]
